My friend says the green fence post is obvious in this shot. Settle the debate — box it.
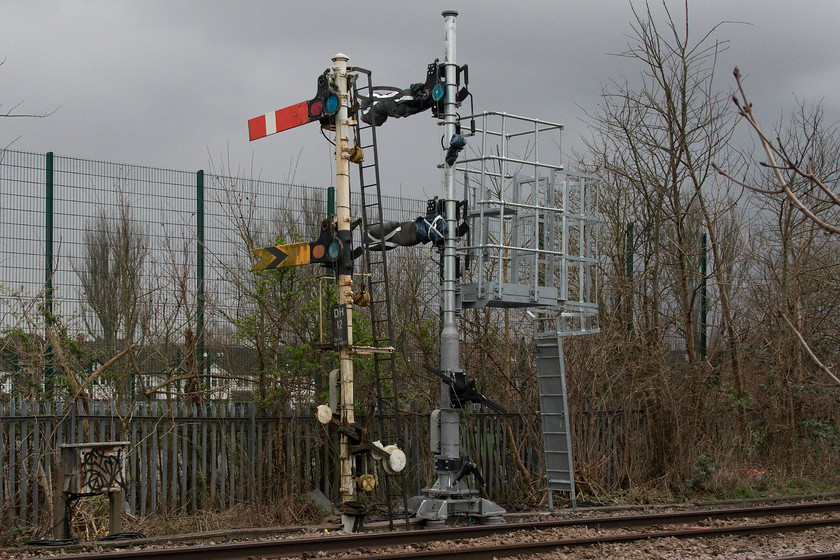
[625,222,634,333]
[196,170,207,396]
[700,232,708,360]
[45,151,55,396]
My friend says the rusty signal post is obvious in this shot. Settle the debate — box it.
[247,54,405,533]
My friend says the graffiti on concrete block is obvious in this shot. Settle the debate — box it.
[80,445,125,494]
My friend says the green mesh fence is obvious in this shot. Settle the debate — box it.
[0,149,434,398]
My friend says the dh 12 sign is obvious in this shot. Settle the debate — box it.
[331,304,349,350]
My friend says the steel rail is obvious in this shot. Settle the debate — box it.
[334,518,840,559]
[767,554,840,560]
[36,500,840,560]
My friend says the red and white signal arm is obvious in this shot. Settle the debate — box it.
[248,102,310,141]
[248,74,339,141]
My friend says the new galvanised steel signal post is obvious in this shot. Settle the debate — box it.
[438,9,461,494]
[415,10,505,524]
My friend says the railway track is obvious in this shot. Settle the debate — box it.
[30,500,840,560]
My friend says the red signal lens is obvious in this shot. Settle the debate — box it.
[309,100,324,118]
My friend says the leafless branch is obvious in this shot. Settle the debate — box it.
[83,344,136,387]
[778,309,840,387]
[715,67,840,234]
[142,372,248,397]
[1,98,60,119]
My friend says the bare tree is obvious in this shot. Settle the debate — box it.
[584,0,740,368]
[715,68,840,234]
[577,1,766,487]
[205,166,328,405]
[140,223,203,404]
[0,286,47,400]
[715,78,840,388]
[76,192,149,401]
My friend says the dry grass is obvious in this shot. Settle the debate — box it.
[134,496,328,538]
[0,494,330,548]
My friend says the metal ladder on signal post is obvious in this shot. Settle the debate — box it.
[534,313,576,510]
[351,67,409,529]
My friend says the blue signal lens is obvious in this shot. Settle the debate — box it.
[325,94,339,114]
[327,240,341,260]
[432,84,444,101]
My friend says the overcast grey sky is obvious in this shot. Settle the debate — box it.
[3,1,840,198]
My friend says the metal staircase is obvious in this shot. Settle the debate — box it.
[351,67,409,529]
[534,314,577,510]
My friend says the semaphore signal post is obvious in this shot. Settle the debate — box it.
[247,10,598,532]
[249,53,407,533]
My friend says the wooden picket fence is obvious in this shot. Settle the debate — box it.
[0,399,634,531]
[0,400,552,529]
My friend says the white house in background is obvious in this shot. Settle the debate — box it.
[206,363,253,401]
[80,341,260,402]
[0,371,12,398]
[89,374,118,401]
[86,364,254,402]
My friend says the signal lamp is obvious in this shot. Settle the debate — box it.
[309,100,324,118]
[325,94,339,114]
[327,239,341,260]
[310,225,342,265]
[311,240,342,263]
[310,218,342,265]
[307,74,340,122]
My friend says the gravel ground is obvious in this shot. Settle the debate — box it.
[522,527,840,559]
[289,511,840,559]
[5,498,840,559]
